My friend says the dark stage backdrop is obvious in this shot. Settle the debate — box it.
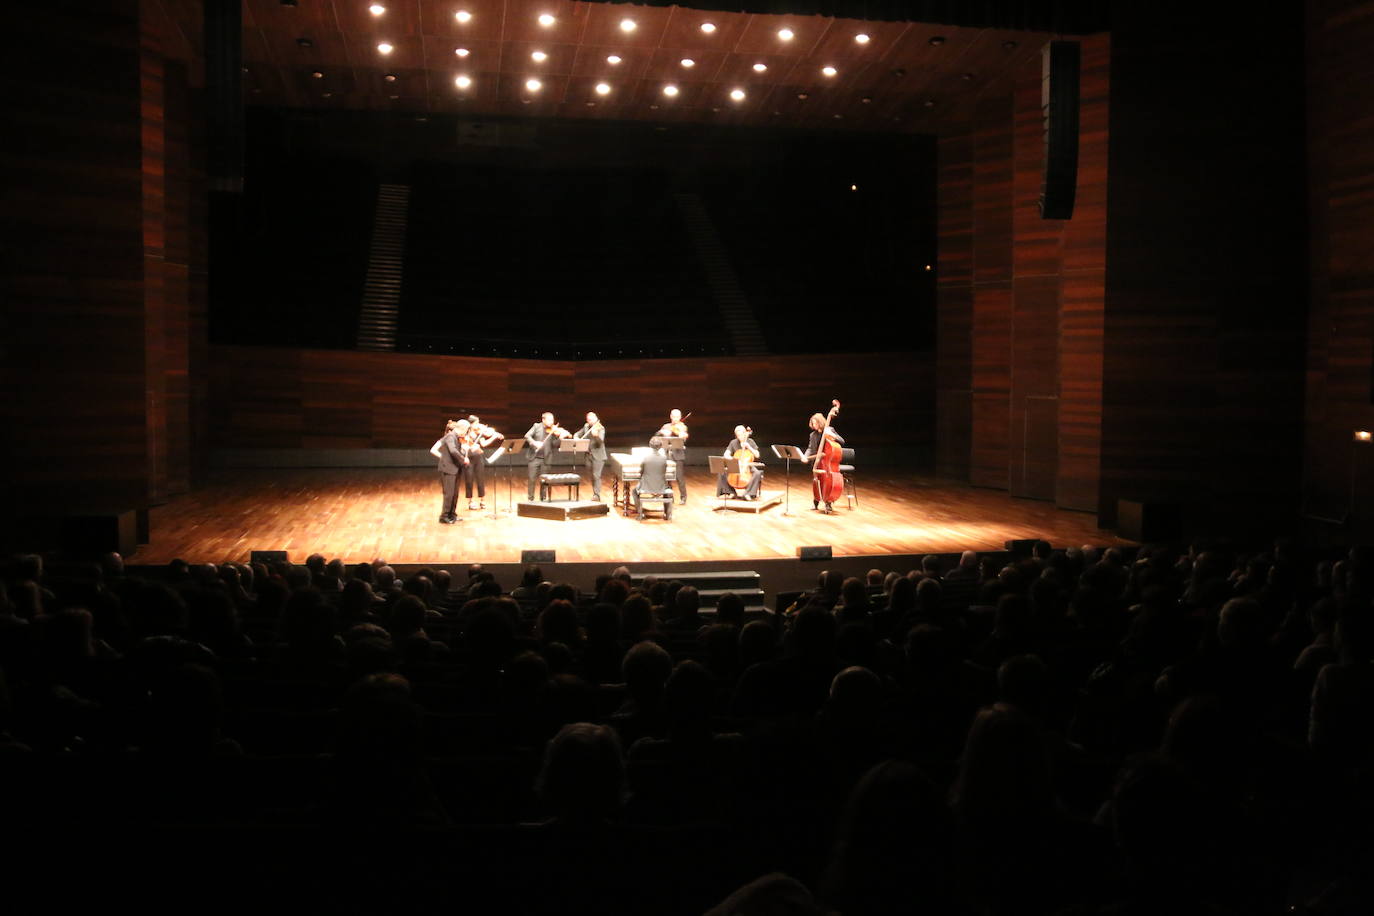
[208,345,934,460]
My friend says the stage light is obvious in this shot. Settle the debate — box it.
[384,73,396,81]
[455,47,469,57]
[929,36,946,46]
[369,4,385,15]
[322,91,332,98]
[607,54,622,64]
[296,37,313,47]
[778,28,794,41]
[730,88,745,101]
[752,62,767,72]
[797,91,809,99]
[377,42,394,54]
[855,33,870,44]
[538,13,555,26]
[700,22,716,33]
[531,50,547,62]
[455,74,472,89]
[821,66,837,77]
[851,184,857,191]
[526,78,542,91]
[620,18,636,32]
[923,98,937,107]
[924,264,932,271]
[595,82,611,95]
[861,95,872,103]
[455,10,472,23]
[1356,430,1372,443]
[311,70,324,78]
[680,58,695,68]
[662,84,679,96]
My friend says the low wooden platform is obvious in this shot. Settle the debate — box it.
[515,500,610,521]
[712,490,785,513]
[130,467,1133,565]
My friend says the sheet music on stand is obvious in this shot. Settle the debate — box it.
[559,438,591,479]
[772,444,807,517]
[707,454,738,509]
[499,437,527,515]
[658,437,685,451]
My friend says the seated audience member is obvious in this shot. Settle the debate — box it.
[945,550,981,583]
[733,606,840,719]
[619,594,659,644]
[512,564,542,601]
[338,578,386,626]
[581,603,624,686]
[705,874,825,916]
[535,722,625,826]
[820,761,959,916]
[612,640,673,744]
[865,568,884,588]
[536,599,583,653]
[714,592,746,630]
[835,577,873,625]
[738,619,779,673]
[1309,607,1374,769]
[665,585,704,631]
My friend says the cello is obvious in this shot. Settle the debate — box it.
[727,426,756,491]
[811,400,844,511]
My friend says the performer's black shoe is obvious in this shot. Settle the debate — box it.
[439,517,454,524]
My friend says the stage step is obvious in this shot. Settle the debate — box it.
[628,569,766,611]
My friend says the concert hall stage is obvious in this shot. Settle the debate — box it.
[131,467,1132,568]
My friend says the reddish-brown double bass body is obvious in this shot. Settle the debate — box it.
[812,432,844,504]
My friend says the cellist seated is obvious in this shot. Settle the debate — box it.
[715,425,765,500]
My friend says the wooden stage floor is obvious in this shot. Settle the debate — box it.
[131,468,1133,566]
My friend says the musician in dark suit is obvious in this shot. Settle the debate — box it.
[633,437,673,519]
[716,424,765,499]
[574,411,608,501]
[524,412,571,501]
[656,408,689,505]
[434,419,468,524]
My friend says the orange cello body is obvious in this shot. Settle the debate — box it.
[727,426,756,490]
[812,433,844,504]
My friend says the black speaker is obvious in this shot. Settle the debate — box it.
[522,549,556,564]
[1039,40,1080,220]
[60,511,138,558]
[250,550,289,565]
[797,545,832,561]
[1116,499,1181,543]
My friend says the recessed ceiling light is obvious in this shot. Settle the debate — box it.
[322,92,332,98]
[929,36,946,46]
[700,22,716,34]
[296,37,313,48]
[662,84,679,97]
[855,33,870,44]
[620,18,636,32]
[389,94,399,99]
[526,78,542,91]
[923,98,937,107]
[377,42,394,54]
[454,48,470,58]
[311,70,324,79]
[777,28,794,41]
[369,4,385,15]
[680,58,695,68]
[531,50,547,62]
[821,66,837,77]
[1002,40,1018,50]
[607,54,622,64]
[962,72,975,81]
[455,10,471,23]
[752,62,767,72]
[833,113,843,119]
[729,88,745,101]
[384,73,396,82]
[851,184,857,191]
[586,101,596,107]
[538,13,555,26]
[595,82,611,95]
[861,95,872,104]
[797,91,809,100]
[455,75,472,89]
[649,103,659,109]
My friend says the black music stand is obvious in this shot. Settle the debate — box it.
[772,444,806,517]
[658,437,685,496]
[501,437,526,514]
[559,438,591,496]
[707,455,735,509]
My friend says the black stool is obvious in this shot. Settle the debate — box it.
[539,473,581,501]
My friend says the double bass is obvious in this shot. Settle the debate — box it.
[727,426,757,490]
[811,400,844,511]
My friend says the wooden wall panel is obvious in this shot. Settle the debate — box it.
[209,346,935,458]
[1,2,151,527]
[1102,4,1306,531]
[1304,0,1374,529]
[142,9,169,503]
[935,128,974,479]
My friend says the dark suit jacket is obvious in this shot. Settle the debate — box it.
[524,423,558,460]
[575,424,608,461]
[639,451,669,492]
[437,431,466,474]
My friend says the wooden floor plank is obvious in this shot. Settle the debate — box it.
[131,468,1133,565]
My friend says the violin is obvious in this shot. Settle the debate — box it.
[728,426,757,490]
[811,400,844,509]
[661,410,692,439]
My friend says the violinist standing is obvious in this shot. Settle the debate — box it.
[656,408,690,505]
[574,411,608,501]
[525,411,571,501]
[716,424,765,500]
